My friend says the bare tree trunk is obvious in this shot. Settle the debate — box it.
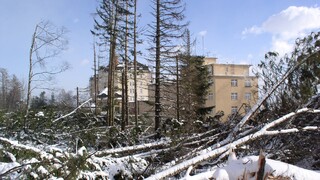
[121,70,125,131]
[155,0,161,132]
[124,0,129,126]
[25,24,38,130]
[176,56,180,121]
[133,0,138,126]
[107,42,113,126]
[93,40,97,115]
[107,0,119,126]
[76,87,79,107]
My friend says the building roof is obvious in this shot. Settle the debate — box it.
[97,87,122,99]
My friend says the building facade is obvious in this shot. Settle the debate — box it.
[89,61,152,104]
[89,57,258,122]
[204,57,258,121]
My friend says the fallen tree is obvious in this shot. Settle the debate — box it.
[146,108,320,179]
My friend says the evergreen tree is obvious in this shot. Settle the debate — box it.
[148,0,187,132]
[93,0,122,126]
[93,0,136,127]
[255,31,320,120]
[179,55,211,122]
[30,91,47,110]
[7,75,23,111]
[0,68,9,110]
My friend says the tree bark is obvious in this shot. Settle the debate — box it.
[155,0,161,132]
[124,0,129,126]
[176,56,180,121]
[133,0,138,126]
[25,24,38,131]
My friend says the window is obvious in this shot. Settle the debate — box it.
[140,82,143,86]
[245,93,251,100]
[231,79,238,87]
[140,88,143,93]
[208,92,214,100]
[231,106,238,114]
[245,79,251,87]
[231,93,238,100]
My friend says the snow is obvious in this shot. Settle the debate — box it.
[212,169,229,180]
[77,146,87,156]
[183,155,320,180]
[35,111,44,117]
[4,151,16,162]
[37,165,49,175]
[0,162,20,174]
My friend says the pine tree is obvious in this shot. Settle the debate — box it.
[148,0,187,132]
[93,0,122,126]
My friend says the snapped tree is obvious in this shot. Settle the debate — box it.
[25,21,69,130]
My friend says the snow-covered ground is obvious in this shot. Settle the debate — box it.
[182,153,320,179]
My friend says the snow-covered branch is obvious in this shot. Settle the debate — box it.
[183,154,320,180]
[0,137,60,164]
[95,139,171,157]
[52,98,92,123]
[231,50,320,138]
[146,108,320,179]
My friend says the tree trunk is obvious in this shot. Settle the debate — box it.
[93,40,97,115]
[25,24,38,131]
[124,0,129,127]
[121,70,125,131]
[133,0,138,126]
[107,0,119,126]
[155,0,161,132]
[176,56,180,121]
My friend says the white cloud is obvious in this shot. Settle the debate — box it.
[263,6,320,34]
[198,30,207,37]
[242,26,263,35]
[243,6,320,56]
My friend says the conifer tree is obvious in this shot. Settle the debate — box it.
[148,0,187,132]
[93,0,121,126]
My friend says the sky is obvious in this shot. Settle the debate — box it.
[1,0,320,95]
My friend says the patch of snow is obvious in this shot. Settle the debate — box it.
[185,156,320,180]
[212,169,229,180]
[0,162,20,174]
[77,146,87,156]
[35,111,44,117]
[4,151,16,162]
[30,172,39,179]
[37,165,49,175]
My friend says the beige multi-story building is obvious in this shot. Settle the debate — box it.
[89,57,258,121]
[89,61,152,104]
[204,57,258,121]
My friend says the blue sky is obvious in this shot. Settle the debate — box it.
[1,0,320,95]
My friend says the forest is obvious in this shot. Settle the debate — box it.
[1,0,320,179]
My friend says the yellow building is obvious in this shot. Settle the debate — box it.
[204,57,258,121]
